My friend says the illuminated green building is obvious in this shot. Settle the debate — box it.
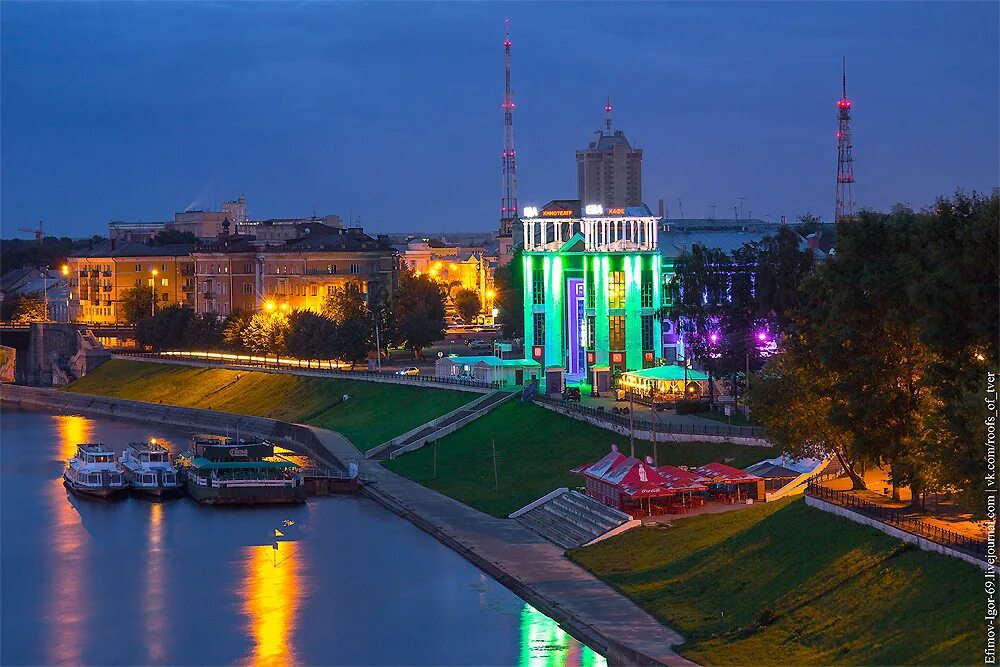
[521,200,668,384]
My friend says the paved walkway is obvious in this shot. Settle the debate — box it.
[307,426,696,666]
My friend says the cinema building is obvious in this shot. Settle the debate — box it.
[520,200,668,390]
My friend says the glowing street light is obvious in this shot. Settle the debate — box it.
[150,269,159,317]
[265,301,276,312]
[60,264,69,276]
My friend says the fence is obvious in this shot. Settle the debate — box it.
[112,350,500,390]
[805,481,987,560]
[532,393,767,439]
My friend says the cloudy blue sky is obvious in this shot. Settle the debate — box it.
[2,1,997,237]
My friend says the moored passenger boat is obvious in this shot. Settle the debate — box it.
[120,441,183,498]
[182,435,306,505]
[63,443,129,499]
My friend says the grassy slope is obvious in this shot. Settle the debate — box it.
[384,399,776,518]
[570,498,979,666]
[64,359,476,451]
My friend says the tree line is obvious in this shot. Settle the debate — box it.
[135,270,448,364]
[750,191,998,511]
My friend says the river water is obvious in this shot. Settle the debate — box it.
[0,406,606,666]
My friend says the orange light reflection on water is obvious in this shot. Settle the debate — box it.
[242,541,300,666]
[145,502,167,662]
[47,414,92,666]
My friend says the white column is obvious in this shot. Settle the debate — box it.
[522,221,529,250]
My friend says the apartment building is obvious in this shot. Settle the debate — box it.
[66,243,196,323]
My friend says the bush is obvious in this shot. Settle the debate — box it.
[676,399,710,414]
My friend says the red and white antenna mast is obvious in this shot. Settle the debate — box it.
[604,96,613,134]
[835,57,855,223]
[500,18,518,227]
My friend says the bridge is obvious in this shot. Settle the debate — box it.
[0,321,136,339]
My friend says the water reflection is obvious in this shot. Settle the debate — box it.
[520,604,607,667]
[242,540,300,665]
[145,502,166,662]
[47,415,91,665]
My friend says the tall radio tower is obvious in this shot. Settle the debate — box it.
[835,58,855,223]
[497,18,518,264]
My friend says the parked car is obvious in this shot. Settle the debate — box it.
[396,367,420,376]
[466,339,492,350]
[563,386,582,402]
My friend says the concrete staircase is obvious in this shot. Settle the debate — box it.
[513,489,633,550]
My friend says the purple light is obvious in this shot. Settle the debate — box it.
[709,333,719,344]
[757,332,768,342]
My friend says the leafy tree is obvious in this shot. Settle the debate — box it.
[136,304,194,350]
[333,316,373,369]
[183,312,225,350]
[453,288,481,323]
[240,311,289,358]
[395,270,446,359]
[222,310,253,350]
[284,310,337,364]
[368,282,398,359]
[11,295,48,322]
[148,230,199,246]
[494,246,524,339]
[322,281,367,324]
[754,225,816,329]
[119,286,155,325]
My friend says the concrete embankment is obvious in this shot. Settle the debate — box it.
[3,384,694,667]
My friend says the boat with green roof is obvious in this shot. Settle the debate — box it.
[181,435,306,505]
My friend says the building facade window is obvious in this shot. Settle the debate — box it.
[532,271,545,305]
[533,312,546,346]
[350,264,360,274]
[641,314,654,350]
[243,284,252,294]
[640,270,653,308]
[609,315,625,350]
[608,271,625,309]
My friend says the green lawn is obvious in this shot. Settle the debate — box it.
[570,498,980,666]
[383,399,776,517]
[64,359,477,451]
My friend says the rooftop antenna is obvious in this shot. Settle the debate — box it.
[737,196,746,220]
[835,57,856,223]
[709,204,717,220]
[605,96,613,134]
[676,197,684,219]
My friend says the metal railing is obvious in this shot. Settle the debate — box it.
[806,481,987,559]
[532,393,767,439]
[113,350,499,389]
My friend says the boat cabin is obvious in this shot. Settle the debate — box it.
[125,441,171,463]
[76,443,116,464]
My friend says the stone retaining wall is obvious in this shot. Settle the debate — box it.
[805,495,989,571]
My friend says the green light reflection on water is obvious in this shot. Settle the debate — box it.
[519,603,608,667]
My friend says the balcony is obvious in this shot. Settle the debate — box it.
[202,292,216,300]
[78,270,88,277]
[102,270,112,277]
[102,285,112,292]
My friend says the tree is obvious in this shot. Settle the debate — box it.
[136,304,194,350]
[11,295,48,322]
[395,270,446,359]
[148,230,199,246]
[322,281,367,324]
[368,282,398,359]
[183,312,225,351]
[222,310,253,351]
[453,288,481,323]
[285,310,337,364]
[333,316,374,369]
[119,286,155,325]
[753,226,816,328]
[494,246,524,339]
[240,311,289,358]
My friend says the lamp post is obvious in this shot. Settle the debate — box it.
[707,332,719,407]
[151,269,159,318]
[61,264,69,322]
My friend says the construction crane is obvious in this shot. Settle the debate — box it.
[17,221,44,243]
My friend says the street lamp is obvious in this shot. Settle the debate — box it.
[151,269,158,318]
[61,265,70,322]
[265,301,275,312]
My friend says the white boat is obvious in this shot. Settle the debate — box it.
[120,441,183,498]
[63,443,128,499]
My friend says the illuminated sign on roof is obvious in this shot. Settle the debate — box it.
[541,210,574,217]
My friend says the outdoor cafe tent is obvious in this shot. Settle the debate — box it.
[618,365,710,400]
[691,462,765,500]
[572,448,707,517]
